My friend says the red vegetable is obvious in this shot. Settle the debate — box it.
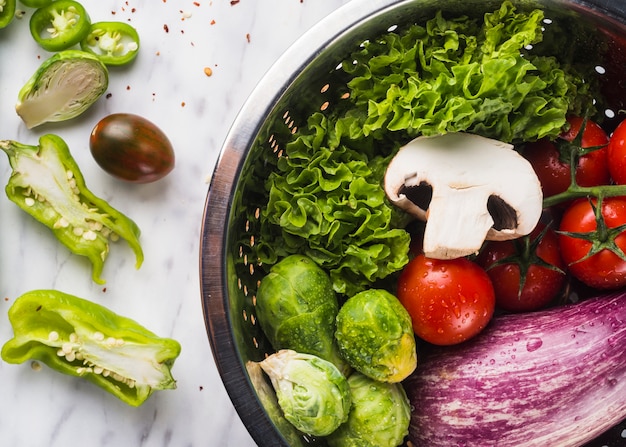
[404,293,626,447]
[558,197,626,289]
[608,119,626,185]
[523,116,609,198]
[476,224,566,312]
[396,254,495,346]
[89,113,175,183]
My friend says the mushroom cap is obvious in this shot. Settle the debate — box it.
[384,132,543,259]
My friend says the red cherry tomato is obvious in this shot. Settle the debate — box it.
[523,116,609,198]
[396,254,495,346]
[608,119,626,185]
[475,224,566,312]
[558,197,626,289]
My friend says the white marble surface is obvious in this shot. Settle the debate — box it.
[0,1,350,446]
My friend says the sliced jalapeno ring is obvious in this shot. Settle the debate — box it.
[19,0,53,8]
[0,0,17,29]
[80,21,140,66]
[29,0,91,51]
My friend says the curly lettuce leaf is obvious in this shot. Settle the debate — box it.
[341,1,592,143]
[258,113,410,297]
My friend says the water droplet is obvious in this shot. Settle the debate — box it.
[489,358,496,365]
[526,337,543,352]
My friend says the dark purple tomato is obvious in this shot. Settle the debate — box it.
[89,113,175,183]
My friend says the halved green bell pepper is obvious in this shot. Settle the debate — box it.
[29,0,91,51]
[80,21,140,66]
[1,289,182,407]
[0,135,143,284]
[0,0,16,29]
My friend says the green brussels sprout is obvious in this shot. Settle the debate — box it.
[245,361,307,447]
[335,289,417,382]
[326,372,411,447]
[16,50,109,129]
[256,254,349,375]
[259,349,351,437]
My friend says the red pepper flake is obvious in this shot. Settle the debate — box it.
[106,93,113,99]
[163,24,169,32]
[102,287,107,293]
[126,85,131,90]
[111,10,116,15]
[4,297,9,302]
[181,101,186,107]
[210,19,216,25]
[204,67,213,76]
[230,0,239,5]
[194,1,200,5]
[246,33,251,43]
[199,385,204,391]
[131,8,136,12]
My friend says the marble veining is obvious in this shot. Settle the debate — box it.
[0,1,350,446]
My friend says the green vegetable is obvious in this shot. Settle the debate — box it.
[259,349,351,437]
[255,254,349,374]
[19,0,53,7]
[0,0,16,29]
[246,361,308,447]
[326,372,411,447]
[335,289,417,383]
[260,114,412,297]
[16,50,108,129]
[341,0,592,143]
[80,21,140,66]
[0,135,143,284]
[29,0,91,51]
[1,289,181,407]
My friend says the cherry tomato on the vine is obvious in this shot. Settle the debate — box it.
[558,197,626,289]
[523,116,609,198]
[396,254,495,346]
[608,119,626,185]
[475,224,566,312]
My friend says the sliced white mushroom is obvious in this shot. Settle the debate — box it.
[384,132,543,259]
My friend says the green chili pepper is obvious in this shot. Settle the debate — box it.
[1,289,182,407]
[0,0,16,29]
[29,0,91,51]
[0,135,144,284]
[80,21,140,66]
[20,0,53,8]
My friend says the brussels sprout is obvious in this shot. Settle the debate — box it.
[335,289,417,382]
[259,349,351,437]
[326,372,411,447]
[16,50,109,129]
[245,361,308,447]
[256,254,349,374]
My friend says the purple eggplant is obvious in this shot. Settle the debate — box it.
[404,293,626,447]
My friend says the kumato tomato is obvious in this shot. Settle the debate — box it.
[608,119,626,185]
[396,254,495,346]
[558,197,626,290]
[90,113,175,183]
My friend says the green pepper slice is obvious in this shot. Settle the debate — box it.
[0,0,16,29]
[80,21,140,66]
[29,0,91,51]
[1,289,182,407]
[0,135,144,284]
[20,0,53,8]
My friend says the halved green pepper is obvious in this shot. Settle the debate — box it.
[80,21,140,66]
[0,0,16,29]
[1,289,182,407]
[0,135,144,284]
[29,0,91,51]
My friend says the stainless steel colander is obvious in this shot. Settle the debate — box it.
[200,0,626,445]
